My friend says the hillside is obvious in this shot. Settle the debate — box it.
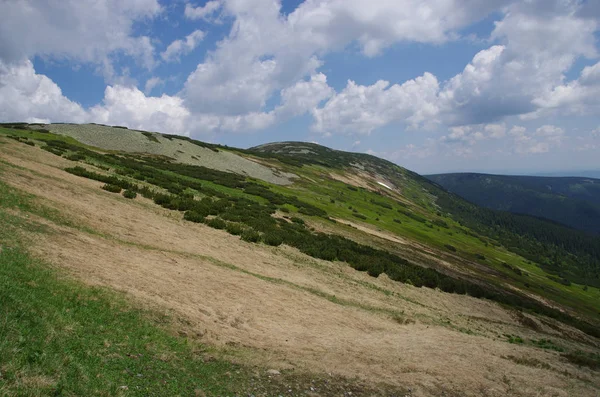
[427,172,600,235]
[1,124,599,396]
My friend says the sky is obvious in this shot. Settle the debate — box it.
[0,0,599,175]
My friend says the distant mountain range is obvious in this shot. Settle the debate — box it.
[532,170,600,179]
[427,173,600,235]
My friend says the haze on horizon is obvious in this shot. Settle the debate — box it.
[0,0,599,175]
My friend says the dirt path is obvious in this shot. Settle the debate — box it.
[1,140,599,397]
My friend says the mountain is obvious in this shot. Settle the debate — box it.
[427,172,600,235]
[1,123,599,396]
[534,170,600,179]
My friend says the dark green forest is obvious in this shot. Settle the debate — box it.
[427,173,600,234]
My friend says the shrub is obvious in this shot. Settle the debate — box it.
[122,190,137,199]
[393,219,402,224]
[290,217,305,225]
[207,217,226,230]
[141,131,160,143]
[64,152,85,161]
[101,184,122,193]
[262,232,283,247]
[370,199,393,209]
[444,244,457,252]
[225,222,244,236]
[241,230,261,243]
[352,213,367,220]
[183,210,205,223]
[433,219,449,228]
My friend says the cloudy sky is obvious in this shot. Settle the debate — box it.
[1,0,599,174]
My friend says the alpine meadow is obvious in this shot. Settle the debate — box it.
[1,1,600,396]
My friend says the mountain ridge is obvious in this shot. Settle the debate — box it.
[427,172,600,235]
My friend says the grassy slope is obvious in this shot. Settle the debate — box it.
[1,126,598,325]
[266,163,600,321]
[0,165,397,397]
[427,172,600,234]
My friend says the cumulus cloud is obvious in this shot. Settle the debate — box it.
[0,60,194,136]
[277,73,334,118]
[0,60,86,123]
[89,86,191,135]
[0,0,162,68]
[144,77,164,95]
[532,61,600,116]
[161,30,205,62]
[312,73,440,135]
[509,125,565,154]
[181,0,506,121]
[485,124,506,139]
[185,1,223,21]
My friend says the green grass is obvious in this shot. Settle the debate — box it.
[267,168,600,323]
[0,240,250,396]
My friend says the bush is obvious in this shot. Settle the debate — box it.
[241,230,261,243]
[225,222,244,236]
[64,153,86,161]
[101,184,122,193]
[393,219,402,224]
[352,213,367,220]
[122,190,137,199]
[183,210,205,223]
[262,232,283,246]
[290,217,305,225]
[141,131,160,143]
[207,217,226,230]
[444,244,457,252]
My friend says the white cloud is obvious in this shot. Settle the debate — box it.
[185,1,223,21]
[0,0,162,69]
[535,125,564,137]
[276,73,334,118]
[312,73,440,135]
[485,123,506,139]
[144,77,164,95]
[181,0,507,122]
[532,61,600,116]
[437,0,598,125]
[507,124,565,155]
[287,0,510,56]
[0,60,86,123]
[89,85,191,135]
[161,30,205,62]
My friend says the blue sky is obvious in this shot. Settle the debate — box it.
[1,0,599,175]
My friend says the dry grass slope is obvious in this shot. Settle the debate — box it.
[1,138,599,397]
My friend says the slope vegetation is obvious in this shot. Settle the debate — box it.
[1,125,599,396]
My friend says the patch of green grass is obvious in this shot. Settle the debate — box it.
[0,242,252,396]
[505,334,525,344]
[141,131,160,143]
[530,338,564,352]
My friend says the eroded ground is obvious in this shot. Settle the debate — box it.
[1,139,599,397]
